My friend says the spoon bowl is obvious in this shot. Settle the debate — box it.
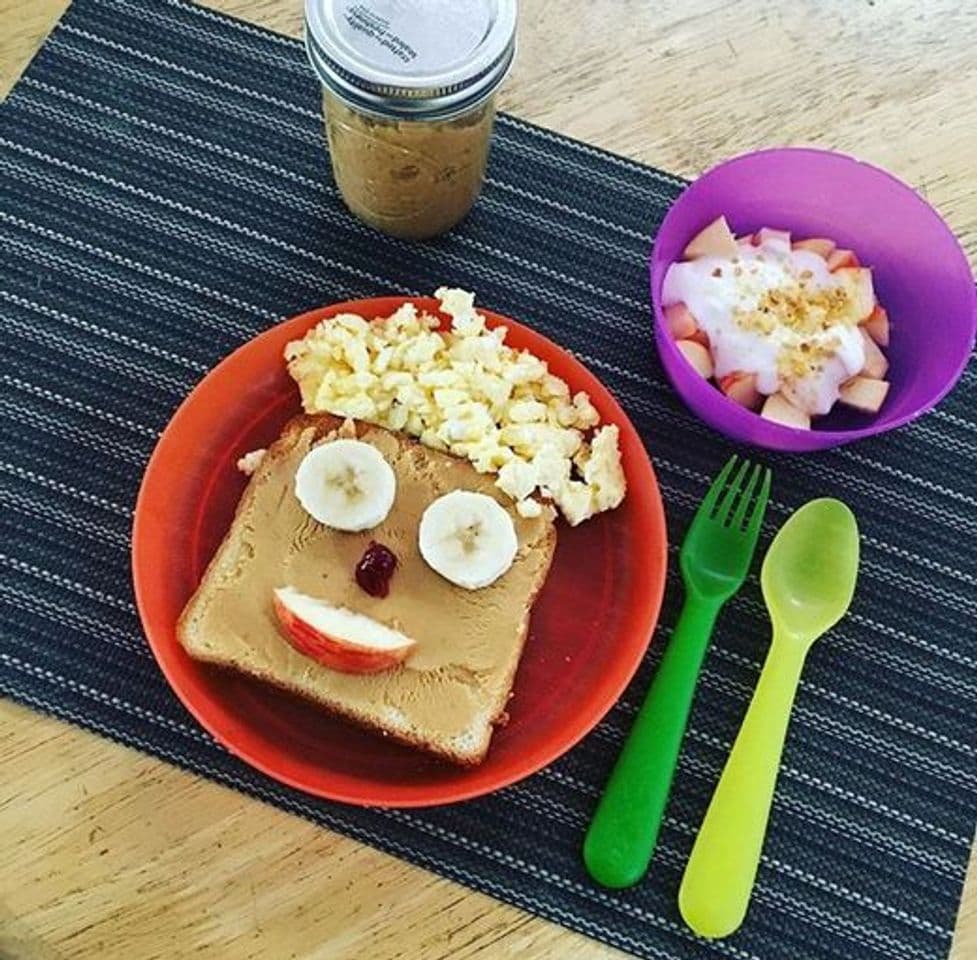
[761,499,860,644]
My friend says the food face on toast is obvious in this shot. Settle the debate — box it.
[178,289,628,766]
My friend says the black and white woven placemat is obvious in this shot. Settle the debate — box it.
[1,1,975,957]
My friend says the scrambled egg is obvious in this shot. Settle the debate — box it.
[284,288,626,525]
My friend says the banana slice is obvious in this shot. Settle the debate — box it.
[419,491,518,590]
[294,439,396,532]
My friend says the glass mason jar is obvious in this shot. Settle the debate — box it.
[305,1,517,240]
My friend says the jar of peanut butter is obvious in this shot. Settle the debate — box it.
[305,1,517,240]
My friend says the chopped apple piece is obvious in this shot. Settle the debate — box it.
[273,586,415,673]
[859,329,890,379]
[761,393,811,430]
[676,339,714,379]
[683,215,739,260]
[718,371,761,409]
[737,232,757,247]
[664,302,699,340]
[839,376,890,413]
[687,327,710,348]
[757,227,792,250]
[826,248,860,271]
[792,237,836,259]
[863,305,890,346]
[834,267,875,321]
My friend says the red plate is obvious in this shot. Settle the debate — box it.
[132,298,667,806]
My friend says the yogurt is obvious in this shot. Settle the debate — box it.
[663,236,866,415]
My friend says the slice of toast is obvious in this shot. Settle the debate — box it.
[177,414,557,765]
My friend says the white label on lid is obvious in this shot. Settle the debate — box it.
[337,1,491,74]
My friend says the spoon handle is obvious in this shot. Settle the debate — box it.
[679,634,807,938]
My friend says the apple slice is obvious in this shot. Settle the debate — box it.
[718,371,761,409]
[273,586,415,673]
[839,376,890,413]
[863,304,890,346]
[676,339,713,378]
[834,267,875,321]
[760,393,811,430]
[792,237,836,259]
[737,232,757,247]
[757,227,792,250]
[859,328,890,379]
[826,248,860,271]
[683,215,738,260]
[687,327,711,348]
[664,302,699,340]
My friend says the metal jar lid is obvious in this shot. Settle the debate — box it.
[305,0,517,120]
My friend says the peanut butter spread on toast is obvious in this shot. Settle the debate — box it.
[179,415,557,764]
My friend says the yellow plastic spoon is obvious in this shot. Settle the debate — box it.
[679,498,859,939]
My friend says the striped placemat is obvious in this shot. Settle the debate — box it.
[1,1,974,958]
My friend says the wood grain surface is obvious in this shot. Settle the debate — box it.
[0,1,974,958]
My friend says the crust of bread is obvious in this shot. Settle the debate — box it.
[177,414,557,766]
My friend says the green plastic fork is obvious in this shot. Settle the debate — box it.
[583,455,771,889]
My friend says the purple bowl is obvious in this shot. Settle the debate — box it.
[650,148,976,452]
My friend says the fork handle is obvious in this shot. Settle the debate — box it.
[583,591,721,888]
[678,633,807,938]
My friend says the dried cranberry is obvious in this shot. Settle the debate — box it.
[355,542,398,597]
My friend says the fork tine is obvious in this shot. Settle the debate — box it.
[744,467,772,539]
[715,457,752,525]
[698,455,738,517]
[730,463,764,530]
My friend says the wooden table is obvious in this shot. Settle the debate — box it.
[1,1,975,957]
